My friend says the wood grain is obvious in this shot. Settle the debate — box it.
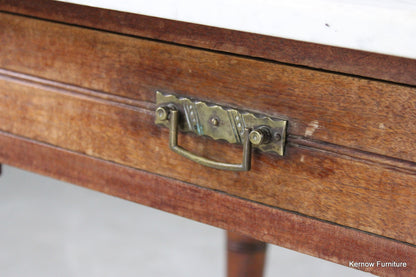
[1,0,415,86]
[0,72,415,245]
[1,13,416,164]
[227,231,267,277]
[1,4,415,276]
[0,131,414,277]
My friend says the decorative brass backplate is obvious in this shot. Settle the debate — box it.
[155,91,287,156]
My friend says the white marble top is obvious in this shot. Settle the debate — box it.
[58,0,416,59]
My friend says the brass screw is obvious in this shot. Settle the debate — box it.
[210,117,220,126]
[249,129,265,145]
[274,133,281,141]
[249,127,271,145]
[156,106,169,120]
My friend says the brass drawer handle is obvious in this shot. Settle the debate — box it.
[155,91,287,171]
[160,107,252,171]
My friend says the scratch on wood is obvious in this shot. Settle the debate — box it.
[305,120,319,137]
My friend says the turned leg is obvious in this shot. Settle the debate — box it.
[226,231,267,277]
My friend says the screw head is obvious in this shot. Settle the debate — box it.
[249,129,265,145]
[249,127,272,145]
[210,117,220,126]
[156,107,169,120]
[274,133,281,141]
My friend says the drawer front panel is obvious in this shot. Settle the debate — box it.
[0,74,415,245]
[2,13,416,163]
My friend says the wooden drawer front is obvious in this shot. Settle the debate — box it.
[3,13,416,162]
[1,11,416,248]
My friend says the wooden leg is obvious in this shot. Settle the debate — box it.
[226,231,267,277]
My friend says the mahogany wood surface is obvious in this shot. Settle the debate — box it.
[1,0,415,86]
[0,2,415,276]
[1,13,416,164]
[0,69,415,246]
[0,131,414,277]
[227,231,267,277]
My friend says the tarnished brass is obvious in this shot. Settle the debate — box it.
[249,126,271,145]
[169,109,252,171]
[156,106,169,121]
[155,91,287,171]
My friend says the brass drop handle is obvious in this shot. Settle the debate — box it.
[157,107,253,171]
[155,92,287,171]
